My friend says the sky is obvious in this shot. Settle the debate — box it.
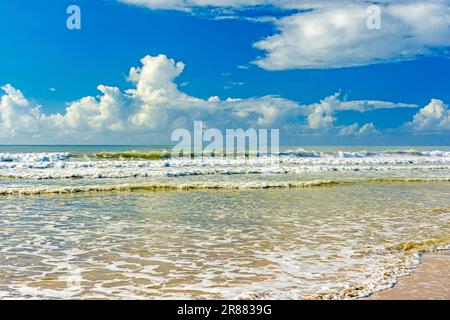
[0,0,449,145]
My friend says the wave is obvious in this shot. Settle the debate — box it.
[1,150,449,181]
[1,178,449,196]
[1,164,449,180]
[92,151,172,160]
[0,180,340,196]
[369,177,450,183]
[0,153,70,162]
[306,236,450,300]
[281,149,450,158]
[388,236,450,254]
[0,149,450,163]
[1,154,450,180]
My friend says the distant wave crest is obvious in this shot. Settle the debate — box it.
[0,152,70,162]
[1,149,450,162]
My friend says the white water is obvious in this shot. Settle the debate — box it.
[0,149,450,180]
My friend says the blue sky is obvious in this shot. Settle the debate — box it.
[0,0,449,145]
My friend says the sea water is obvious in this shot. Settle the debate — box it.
[0,145,448,299]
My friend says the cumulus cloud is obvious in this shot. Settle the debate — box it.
[119,0,450,70]
[50,85,131,134]
[404,99,450,132]
[0,85,43,138]
[339,122,378,136]
[0,55,303,141]
[254,1,450,70]
[0,54,438,143]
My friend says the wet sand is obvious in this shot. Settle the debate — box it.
[366,250,450,300]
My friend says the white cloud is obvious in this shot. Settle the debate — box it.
[237,64,250,70]
[119,0,270,11]
[339,122,378,136]
[119,0,450,70]
[50,85,131,134]
[338,123,359,136]
[0,54,435,143]
[0,85,42,138]
[0,55,304,141]
[118,0,378,11]
[305,93,415,130]
[254,1,450,70]
[404,99,450,132]
[359,123,378,135]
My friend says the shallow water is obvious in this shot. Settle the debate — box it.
[0,146,449,299]
[0,183,449,299]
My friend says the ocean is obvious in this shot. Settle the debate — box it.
[0,145,449,299]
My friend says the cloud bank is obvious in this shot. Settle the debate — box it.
[1,54,447,144]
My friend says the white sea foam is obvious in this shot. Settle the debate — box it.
[0,180,341,195]
[1,178,449,196]
[0,151,450,179]
[281,149,450,158]
[0,152,70,162]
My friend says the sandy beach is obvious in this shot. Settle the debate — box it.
[366,250,450,300]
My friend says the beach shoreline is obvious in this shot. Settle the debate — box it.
[365,250,450,300]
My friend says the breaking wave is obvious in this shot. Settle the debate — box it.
[0,152,70,162]
[1,149,450,180]
[306,236,450,300]
[0,180,340,196]
[92,151,172,160]
[91,149,450,159]
[1,178,449,196]
[0,149,450,162]
[281,149,450,158]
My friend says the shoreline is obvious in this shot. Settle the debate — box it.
[365,250,450,300]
